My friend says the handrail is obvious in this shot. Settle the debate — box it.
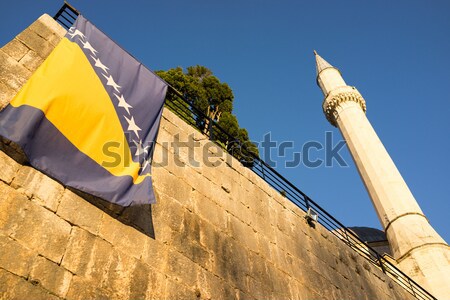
[53,2,78,29]
[53,5,436,300]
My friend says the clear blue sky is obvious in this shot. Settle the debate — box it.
[1,0,449,242]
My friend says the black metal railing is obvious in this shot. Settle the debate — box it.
[53,2,78,29]
[164,88,436,300]
[53,5,436,300]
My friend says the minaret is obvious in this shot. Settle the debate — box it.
[314,51,450,299]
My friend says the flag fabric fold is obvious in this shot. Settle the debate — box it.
[0,15,168,206]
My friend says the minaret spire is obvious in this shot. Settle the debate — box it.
[314,52,450,299]
[313,50,346,96]
[314,50,334,75]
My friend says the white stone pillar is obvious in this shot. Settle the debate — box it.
[315,51,450,299]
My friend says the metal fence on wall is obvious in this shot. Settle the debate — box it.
[53,4,436,300]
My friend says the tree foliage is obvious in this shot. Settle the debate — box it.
[156,65,259,165]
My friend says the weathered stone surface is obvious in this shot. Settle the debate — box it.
[12,165,64,212]
[100,250,136,300]
[0,233,37,277]
[0,184,71,263]
[57,189,103,235]
[0,81,16,109]
[192,189,228,229]
[0,149,20,184]
[29,14,66,44]
[153,166,192,207]
[30,256,73,298]
[228,215,258,252]
[144,266,169,300]
[62,227,113,277]
[0,49,32,91]
[0,268,60,300]
[164,278,198,300]
[127,261,151,300]
[1,38,29,61]
[165,248,201,287]
[169,217,213,270]
[65,276,111,300]
[16,28,55,59]
[98,212,149,260]
[19,49,44,72]
[140,237,170,272]
[152,191,185,234]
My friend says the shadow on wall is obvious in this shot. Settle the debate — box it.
[0,136,156,238]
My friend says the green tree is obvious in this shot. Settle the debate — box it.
[157,65,259,165]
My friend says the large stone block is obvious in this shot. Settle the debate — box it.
[28,14,66,45]
[180,165,219,201]
[168,216,213,270]
[153,141,189,180]
[228,215,258,253]
[19,49,44,72]
[163,278,198,300]
[0,49,32,91]
[0,184,71,263]
[98,212,149,260]
[0,150,20,184]
[62,227,114,277]
[11,165,64,212]
[0,233,37,277]
[128,261,154,300]
[0,81,16,109]
[145,268,170,300]
[196,267,246,300]
[16,28,55,60]
[212,240,251,293]
[246,275,272,300]
[152,190,186,234]
[152,165,193,209]
[164,248,201,287]
[140,237,169,272]
[265,262,293,298]
[100,250,137,300]
[0,268,60,300]
[192,189,228,229]
[56,189,103,235]
[65,275,111,300]
[29,256,73,298]
[1,39,29,61]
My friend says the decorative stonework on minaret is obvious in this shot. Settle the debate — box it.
[314,51,450,300]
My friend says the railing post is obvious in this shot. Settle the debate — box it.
[208,117,214,141]
[260,159,266,180]
[377,253,386,274]
[305,196,310,210]
[408,278,417,297]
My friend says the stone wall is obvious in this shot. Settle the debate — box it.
[0,14,416,300]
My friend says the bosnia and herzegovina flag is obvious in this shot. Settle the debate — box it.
[0,15,168,206]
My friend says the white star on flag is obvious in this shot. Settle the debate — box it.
[132,140,150,157]
[124,115,141,137]
[102,74,121,93]
[68,29,85,40]
[91,56,109,74]
[114,94,132,115]
[141,156,152,173]
[81,40,98,56]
